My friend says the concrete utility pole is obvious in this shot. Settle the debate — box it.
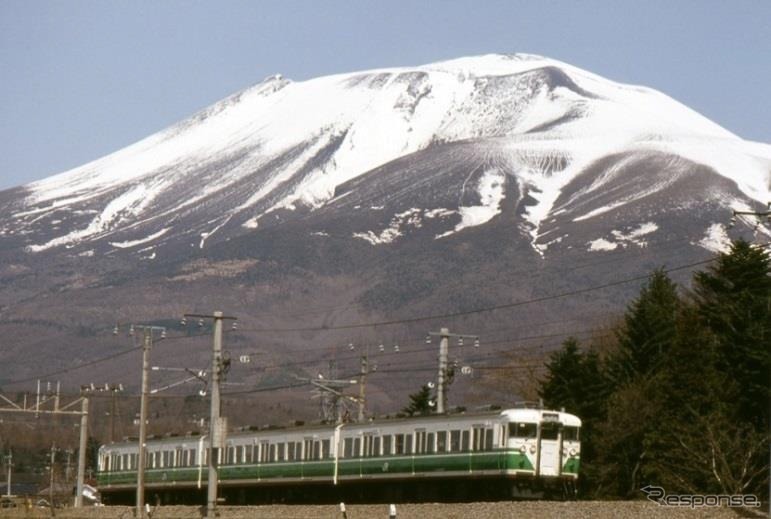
[427,328,479,414]
[75,398,88,507]
[128,324,166,519]
[4,450,11,497]
[358,355,368,422]
[183,311,237,519]
[49,444,56,515]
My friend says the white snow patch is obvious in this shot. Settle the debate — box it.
[698,223,732,253]
[436,169,505,239]
[311,231,329,237]
[586,222,658,252]
[587,238,618,251]
[242,217,259,229]
[425,208,456,218]
[611,221,658,247]
[78,250,94,257]
[534,235,565,254]
[353,208,423,245]
[109,228,170,249]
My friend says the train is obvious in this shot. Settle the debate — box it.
[96,406,581,504]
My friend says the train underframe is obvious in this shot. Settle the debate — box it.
[100,475,578,505]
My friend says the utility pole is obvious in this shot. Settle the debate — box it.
[127,324,166,519]
[427,328,479,414]
[4,450,11,497]
[358,355,368,422]
[49,444,56,516]
[75,398,88,508]
[183,311,237,519]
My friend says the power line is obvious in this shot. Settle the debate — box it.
[233,256,722,334]
[1,332,211,387]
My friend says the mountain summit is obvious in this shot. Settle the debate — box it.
[0,54,769,401]
[4,53,768,258]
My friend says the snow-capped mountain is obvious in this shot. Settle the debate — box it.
[0,54,769,397]
[3,53,768,258]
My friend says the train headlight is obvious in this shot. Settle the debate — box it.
[519,446,527,454]
[529,445,536,454]
[569,448,577,457]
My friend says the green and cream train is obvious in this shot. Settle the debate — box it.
[97,407,581,504]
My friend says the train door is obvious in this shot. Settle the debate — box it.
[537,416,562,476]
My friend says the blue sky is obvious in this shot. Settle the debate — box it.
[1,0,769,191]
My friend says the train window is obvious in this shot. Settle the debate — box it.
[383,435,392,455]
[415,430,426,454]
[437,431,447,452]
[540,422,560,441]
[563,426,579,441]
[131,453,138,470]
[268,444,276,462]
[276,443,285,462]
[405,434,413,454]
[343,438,354,458]
[472,427,484,451]
[373,436,381,457]
[461,431,470,451]
[450,430,461,452]
[322,439,331,459]
[427,433,435,453]
[260,441,270,463]
[303,439,313,460]
[312,441,320,460]
[354,438,361,457]
[287,442,296,461]
[485,429,494,451]
[394,434,404,454]
[509,423,537,439]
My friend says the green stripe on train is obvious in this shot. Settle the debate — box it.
[97,450,545,487]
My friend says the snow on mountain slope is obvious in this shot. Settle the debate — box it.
[4,53,770,255]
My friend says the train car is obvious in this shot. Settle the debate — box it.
[97,407,580,504]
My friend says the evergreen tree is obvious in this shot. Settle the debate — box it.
[402,385,433,416]
[606,269,680,387]
[691,239,771,430]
